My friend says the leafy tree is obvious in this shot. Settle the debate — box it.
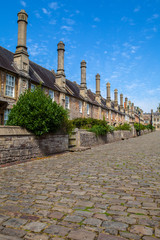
[7,87,71,136]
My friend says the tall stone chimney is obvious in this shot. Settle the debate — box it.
[80,60,87,98]
[131,103,134,116]
[57,41,65,75]
[120,94,123,112]
[114,89,118,110]
[128,100,132,114]
[55,41,66,89]
[106,82,111,107]
[125,97,128,113]
[95,73,101,103]
[14,10,29,75]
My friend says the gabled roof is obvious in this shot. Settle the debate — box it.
[0,47,18,74]
[0,46,124,113]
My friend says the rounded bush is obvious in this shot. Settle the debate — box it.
[7,87,71,136]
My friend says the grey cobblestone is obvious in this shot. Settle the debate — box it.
[0,131,160,239]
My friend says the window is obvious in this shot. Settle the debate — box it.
[157,118,159,122]
[106,111,108,119]
[5,74,15,97]
[79,101,82,113]
[49,90,54,101]
[4,109,11,125]
[31,84,36,91]
[111,112,113,120]
[87,104,89,115]
[65,96,70,109]
[154,118,156,122]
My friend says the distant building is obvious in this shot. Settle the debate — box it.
[0,10,143,125]
[144,106,160,130]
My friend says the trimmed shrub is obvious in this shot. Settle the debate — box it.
[115,123,131,131]
[7,86,72,136]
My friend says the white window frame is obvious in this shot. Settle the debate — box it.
[31,84,36,91]
[106,111,108,119]
[87,104,89,115]
[65,96,70,110]
[4,109,11,125]
[49,90,54,101]
[79,101,82,113]
[5,74,15,98]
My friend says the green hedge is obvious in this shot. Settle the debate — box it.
[115,123,131,131]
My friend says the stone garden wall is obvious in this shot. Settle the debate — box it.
[0,126,68,165]
[75,128,151,147]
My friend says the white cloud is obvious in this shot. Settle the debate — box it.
[104,51,108,54]
[49,2,59,10]
[20,1,26,7]
[49,19,56,25]
[61,25,73,31]
[134,6,140,12]
[35,12,42,19]
[76,10,80,14]
[62,18,75,25]
[42,8,50,15]
[94,17,100,22]
[147,14,159,22]
[28,43,48,57]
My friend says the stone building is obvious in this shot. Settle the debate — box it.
[0,10,142,125]
[144,107,160,130]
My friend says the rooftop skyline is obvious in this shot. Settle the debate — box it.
[0,0,160,112]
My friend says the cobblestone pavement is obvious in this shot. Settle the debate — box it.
[0,131,160,240]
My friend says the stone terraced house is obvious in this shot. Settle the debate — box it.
[0,10,143,125]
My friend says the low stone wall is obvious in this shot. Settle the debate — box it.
[0,126,68,165]
[75,127,151,147]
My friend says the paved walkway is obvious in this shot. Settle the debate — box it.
[0,132,160,240]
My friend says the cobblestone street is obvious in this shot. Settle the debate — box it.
[0,131,160,240]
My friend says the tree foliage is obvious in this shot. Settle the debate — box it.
[7,87,71,136]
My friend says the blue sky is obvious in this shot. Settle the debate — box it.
[0,0,160,112]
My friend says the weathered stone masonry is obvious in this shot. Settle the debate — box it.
[0,126,68,165]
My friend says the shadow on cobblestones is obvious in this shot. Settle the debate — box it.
[0,131,160,240]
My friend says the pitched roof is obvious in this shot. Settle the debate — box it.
[0,46,124,112]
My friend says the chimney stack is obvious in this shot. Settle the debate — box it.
[14,10,29,74]
[120,93,123,111]
[80,60,87,98]
[96,73,100,96]
[55,41,66,89]
[131,103,134,115]
[57,41,65,75]
[106,82,111,107]
[80,60,87,89]
[128,100,132,114]
[114,89,118,110]
[95,73,101,103]
[125,97,128,113]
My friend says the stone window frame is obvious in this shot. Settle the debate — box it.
[4,109,11,125]
[49,90,54,102]
[87,103,89,115]
[65,96,70,110]
[31,83,36,90]
[5,74,15,98]
[79,101,82,113]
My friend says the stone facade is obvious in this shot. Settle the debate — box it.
[0,126,68,165]
[0,9,144,126]
[144,110,160,130]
